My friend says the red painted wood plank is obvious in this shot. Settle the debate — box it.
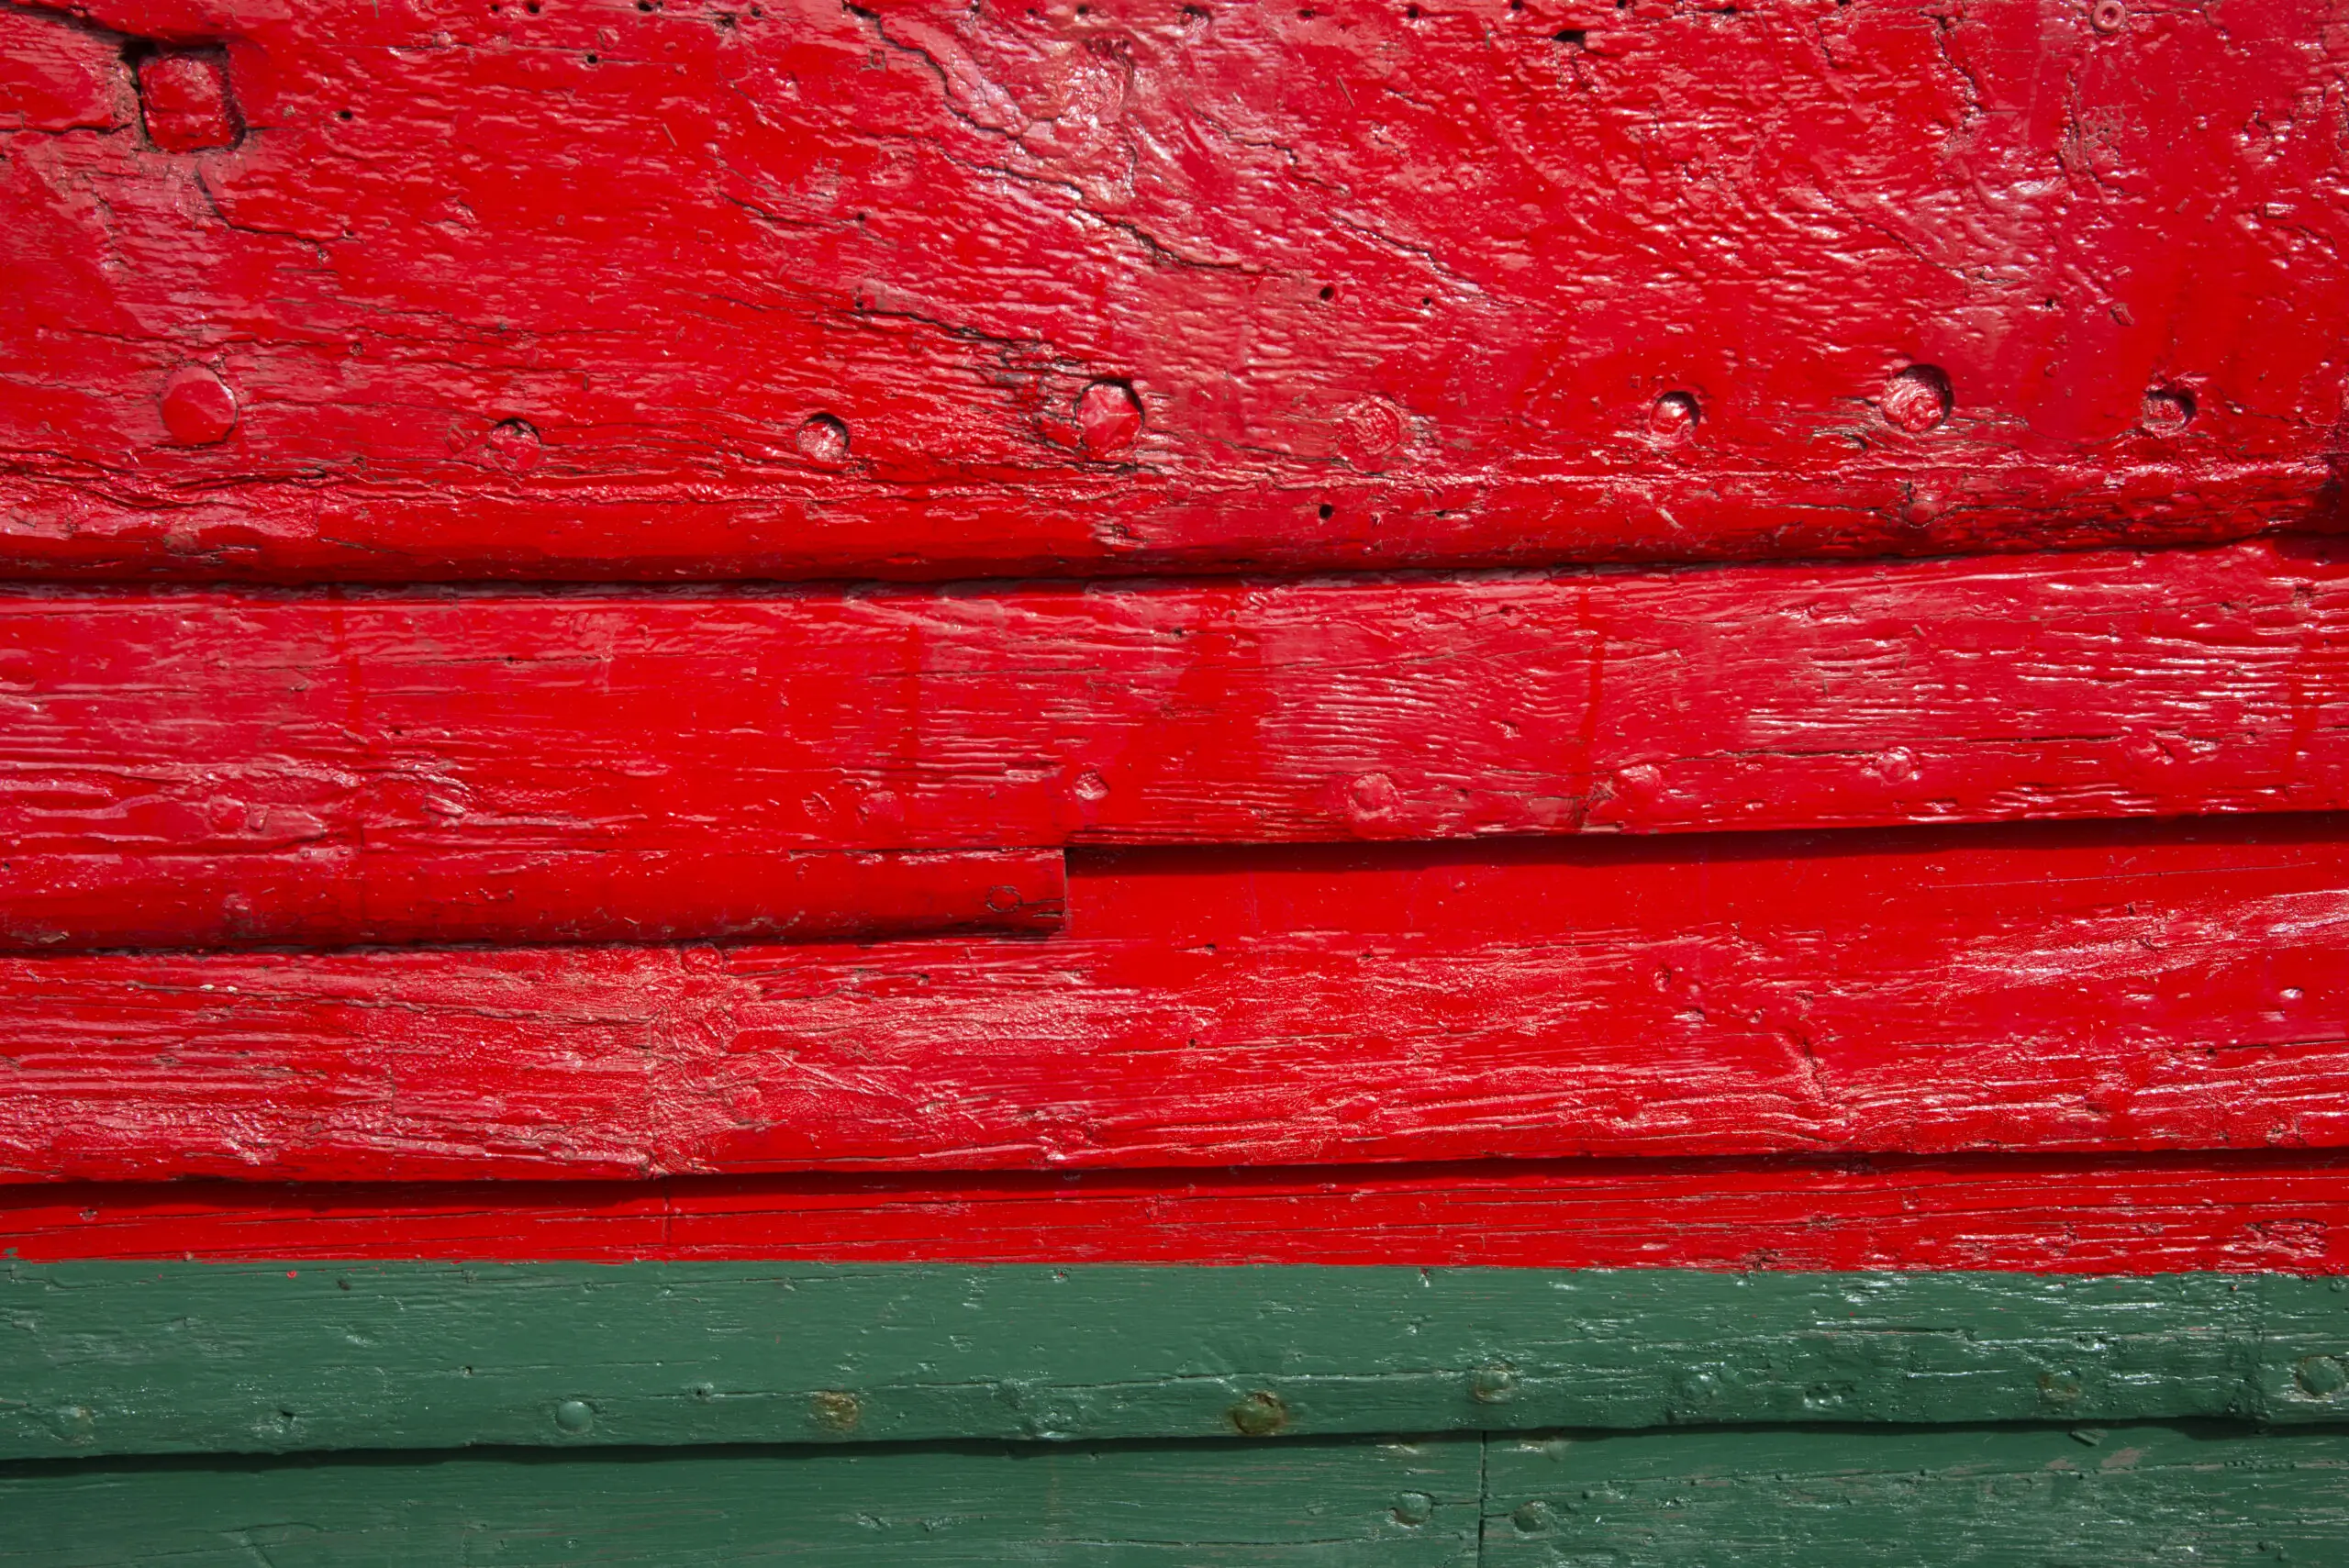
[1,817,2342,1181]
[5,542,2348,911]
[3,0,2342,579]
[6,1155,2346,1274]
[0,849,1063,950]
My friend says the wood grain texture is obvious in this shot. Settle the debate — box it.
[7,1262,2349,1461]
[0,1437,1484,1565]
[12,1154,2349,1273]
[1484,1422,2349,1566]
[3,817,2344,1180]
[6,541,2349,891]
[3,0,2343,580]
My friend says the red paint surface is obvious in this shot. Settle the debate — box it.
[3,817,2343,1182]
[3,543,2346,923]
[6,1154,2348,1273]
[1,0,2343,579]
[0,848,1063,951]
[0,7,128,132]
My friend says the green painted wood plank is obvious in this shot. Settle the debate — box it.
[1484,1422,2349,1565]
[0,1436,1482,1566]
[8,1262,2349,1460]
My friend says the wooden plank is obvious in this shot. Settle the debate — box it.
[0,848,1063,949]
[2,0,2341,580]
[6,541,2349,882]
[11,1154,2349,1273]
[6,1262,2349,1461]
[2,817,2344,1180]
[0,1437,1484,1565]
[1484,1422,2349,1566]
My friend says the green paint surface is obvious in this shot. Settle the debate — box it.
[8,1262,2349,1460]
[0,1437,1481,1566]
[4,1427,2346,1564]
[1485,1422,2349,1564]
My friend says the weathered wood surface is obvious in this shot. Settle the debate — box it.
[5,544,2349,909]
[1483,1422,2349,1566]
[10,1154,2349,1274]
[0,847,1063,949]
[3,0,2343,580]
[0,1436,1485,1565]
[3,817,2343,1180]
[6,1263,2349,1460]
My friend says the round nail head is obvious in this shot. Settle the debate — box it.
[796,413,850,464]
[160,366,238,446]
[1076,380,1143,455]
[1880,365,1953,433]
[1648,391,1700,440]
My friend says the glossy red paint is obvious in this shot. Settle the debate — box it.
[0,6,127,132]
[6,1155,2349,1273]
[4,542,2347,927]
[2,0,2343,580]
[0,848,1063,951]
[1,817,2342,1183]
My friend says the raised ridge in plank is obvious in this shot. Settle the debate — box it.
[2,0,2342,580]
[0,817,2342,1181]
[3,542,2347,896]
[6,1262,2349,1460]
[7,1154,2349,1273]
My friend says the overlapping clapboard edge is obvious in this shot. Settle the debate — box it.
[0,1437,1486,1561]
[4,470,2336,585]
[5,1260,2349,1461]
[0,849,1064,950]
[4,539,2348,952]
[2,817,2342,1180]
[6,1153,2347,1274]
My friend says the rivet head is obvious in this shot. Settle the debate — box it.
[160,365,237,446]
[1391,1490,1435,1526]
[1075,379,1143,455]
[1647,391,1700,440]
[552,1399,594,1434]
[2090,0,2126,34]
[984,883,1023,913]
[1880,365,1953,433]
[796,413,850,465]
[1345,771,1400,826]
[482,417,541,475]
[1338,395,1408,469]
[2141,386,2195,434]
[1227,1390,1288,1437]
[1511,1500,1554,1533]
[1469,1367,1518,1403]
[2297,1354,2348,1396]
